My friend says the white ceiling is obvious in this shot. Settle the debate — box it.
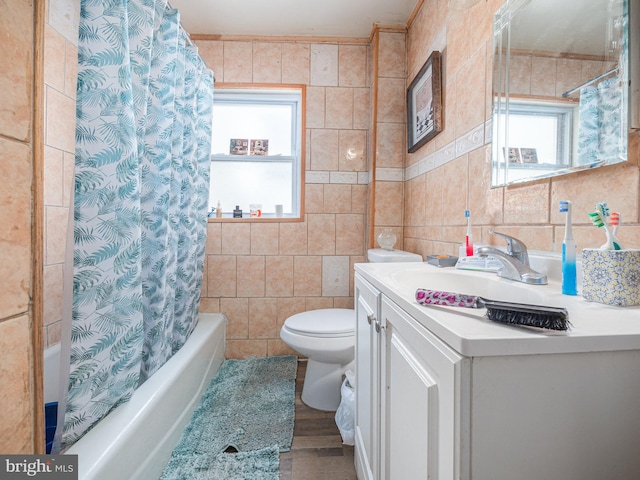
[169,0,419,38]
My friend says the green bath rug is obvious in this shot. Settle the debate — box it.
[160,355,297,479]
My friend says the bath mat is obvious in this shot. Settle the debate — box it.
[160,355,297,479]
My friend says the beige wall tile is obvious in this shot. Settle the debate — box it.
[44,264,63,327]
[376,123,404,168]
[63,151,74,206]
[45,86,76,153]
[226,339,268,359]
[503,180,551,225]
[322,255,350,297]
[325,87,353,129]
[555,58,582,97]
[249,297,278,339]
[0,315,32,453]
[194,40,224,77]
[277,297,306,329]
[0,0,33,142]
[208,255,237,297]
[336,214,365,255]
[305,183,324,214]
[237,256,265,297]
[306,86,325,129]
[220,297,248,339]
[376,77,405,124]
[339,130,366,172]
[223,41,253,83]
[267,339,297,357]
[378,32,406,79]
[468,146,503,225]
[199,297,220,313]
[508,54,532,95]
[48,0,80,44]
[323,184,352,213]
[252,42,282,83]
[441,156,468,226]
[279,221,308,255]
[310,43,338,86]
[282,43,310,84]
[0,139,32,318]
[307,214,336,255]
[294,256,322,296]
[45,206,69,265]
[339,45,367,87]
[310,129,339,171]
[222,223,251,254]
[455,47,486,136]
[266,256,294,297]
[305,297,334,311]
[351,185,368,214]
[44,23,66,92]
[44,146,64,207]
[205,223,222,254]
[374,181,404,227]
[531,56,557,97]
[46,321,62,347]
[250,223,279,255]
[353,88,370,129]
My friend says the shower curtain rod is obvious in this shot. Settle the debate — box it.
[562,66,620,97]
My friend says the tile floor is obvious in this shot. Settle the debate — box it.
[279,360,357,480]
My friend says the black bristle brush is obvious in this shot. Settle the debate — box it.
[415,289,571,331]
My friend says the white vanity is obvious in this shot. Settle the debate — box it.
[354,256,640,480]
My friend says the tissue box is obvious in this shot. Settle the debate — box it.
[582,249,640,306]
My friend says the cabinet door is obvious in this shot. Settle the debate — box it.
[381,296,467,480]
[354,274,381,480]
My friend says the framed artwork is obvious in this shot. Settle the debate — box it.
[250,139,269,156]
[230,139,248,155]
[520,147,538,164]
[407,51,442,153]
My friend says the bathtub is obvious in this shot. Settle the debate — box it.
[46,313,226,480]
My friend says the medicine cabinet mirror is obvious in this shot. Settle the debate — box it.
[491,0,638,187]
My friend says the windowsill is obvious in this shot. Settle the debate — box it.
[207,216,303,223]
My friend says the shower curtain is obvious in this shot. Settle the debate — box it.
[59,0,213,449]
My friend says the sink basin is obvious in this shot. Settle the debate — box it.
[385,264,555,306]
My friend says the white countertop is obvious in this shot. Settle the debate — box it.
[355,260,640,357]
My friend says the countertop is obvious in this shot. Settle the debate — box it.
[355,260,640,357]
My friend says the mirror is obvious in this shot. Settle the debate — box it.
[491,0,631,187]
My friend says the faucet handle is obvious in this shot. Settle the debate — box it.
[488,230,529,265]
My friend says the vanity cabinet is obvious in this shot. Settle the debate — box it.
[354,268,640,480]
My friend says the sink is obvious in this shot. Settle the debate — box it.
[385,264,555,306]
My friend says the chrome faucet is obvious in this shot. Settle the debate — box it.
[476,231,547,285]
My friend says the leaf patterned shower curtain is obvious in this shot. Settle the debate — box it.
[62,0,213,448]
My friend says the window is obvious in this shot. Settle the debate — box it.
[209,86,304,218]
[494,99,576,169]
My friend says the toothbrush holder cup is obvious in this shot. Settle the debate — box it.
[582,249,640,307]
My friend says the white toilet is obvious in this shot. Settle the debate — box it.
[280,248,422,411]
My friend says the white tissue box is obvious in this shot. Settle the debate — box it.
[582,249,640,306]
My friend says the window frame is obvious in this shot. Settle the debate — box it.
[209,83,306,222]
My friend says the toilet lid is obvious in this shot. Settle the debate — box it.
[284,309,355,337]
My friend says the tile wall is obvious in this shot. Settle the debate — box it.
[194,39,372,358]
[0,0,37,453]
[42,0,79,348]
[403,0,640,258]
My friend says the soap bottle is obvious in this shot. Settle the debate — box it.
[215,200,222,218]
[233,205,243,218]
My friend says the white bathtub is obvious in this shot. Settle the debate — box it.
[47,313,227,479]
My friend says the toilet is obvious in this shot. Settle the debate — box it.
[280,248,422,411]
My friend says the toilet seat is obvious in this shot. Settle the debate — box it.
[284,309,354,338]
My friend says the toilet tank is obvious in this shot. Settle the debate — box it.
[367,248,422,263]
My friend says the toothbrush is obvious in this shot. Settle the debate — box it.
[588,202,622,250]
[465,210,474,256]
[559,201,577,295]
[609,212,624,250]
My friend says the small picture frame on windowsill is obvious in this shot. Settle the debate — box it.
[407,51,443,153]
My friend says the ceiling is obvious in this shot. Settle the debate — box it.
[169,0,419,38]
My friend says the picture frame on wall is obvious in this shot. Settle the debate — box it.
[407,51,442,153]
